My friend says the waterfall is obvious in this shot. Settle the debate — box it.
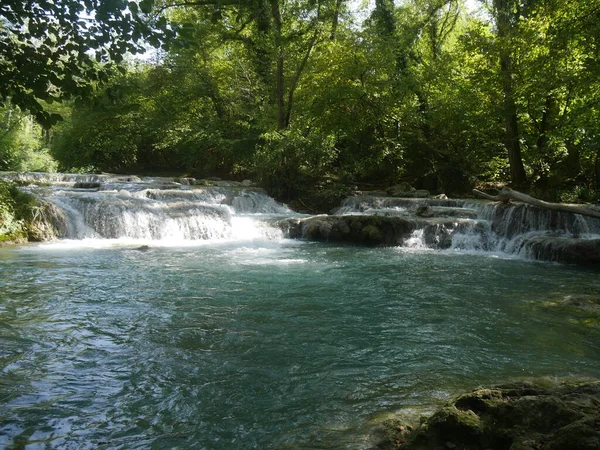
[441,201,600,262]
[2,172,290,243]
[327,192,600,263]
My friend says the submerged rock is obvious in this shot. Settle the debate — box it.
[537,294,600,327]
[373,379,600,450]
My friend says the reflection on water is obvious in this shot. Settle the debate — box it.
[1,241,600,449]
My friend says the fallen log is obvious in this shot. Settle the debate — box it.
[472,187,600,220]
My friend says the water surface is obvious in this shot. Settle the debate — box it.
[1,240,599,449]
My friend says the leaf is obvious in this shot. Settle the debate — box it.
[139,0,153,14]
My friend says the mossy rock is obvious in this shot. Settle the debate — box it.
[361,224,384,243]
[405,406,484,449]
[288,215,415,245]
[394,379,600,450]
[386,183,416,197]
[370,416,416,450]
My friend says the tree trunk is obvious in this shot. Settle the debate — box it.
[535,95,556,156]
[284,29,319,128]
[494,0,527,186]
[595,146,600,191]
[330,0,343,40]
[270,0,286,130]
[473,187,600,219]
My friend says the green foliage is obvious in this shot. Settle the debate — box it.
[0,105,58,172]
[0,181,26,242]
[253,128,338,201]
[35,0,600,205]
[0,0,173,126]
[52,62,256,175]
[0,180,56,243]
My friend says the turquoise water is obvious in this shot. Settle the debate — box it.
[1,240,600,449]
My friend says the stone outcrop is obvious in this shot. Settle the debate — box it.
[372,379,600,450]
[524,236,600,265]
[278,214,486,248]
[286,193,600,266]
[26,199,69,241]
[279,215,416,246]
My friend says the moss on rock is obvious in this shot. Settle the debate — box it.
[537,295,600,327]
[277,215,415,245]
[372,379,600,450]
[0,180,66,244]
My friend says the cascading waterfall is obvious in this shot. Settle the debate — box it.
[4,172,291,243]
[3,171,600,262]
[331,194,600,261]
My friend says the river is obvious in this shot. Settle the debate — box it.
[1,174,599,449]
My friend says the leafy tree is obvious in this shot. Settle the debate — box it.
[46,0,600,205]
[0,0,172,126]
[0,103,58,172]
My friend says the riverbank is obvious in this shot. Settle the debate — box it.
[0,179,67,244]
[0,180,29,244]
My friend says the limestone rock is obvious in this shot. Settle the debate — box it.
[524,236,600,265]
[26,199,69,241]
[390,379,600,450]
[277,215,415,246]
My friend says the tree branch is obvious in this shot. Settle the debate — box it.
[473,187,600,219]
[157,0,242,14]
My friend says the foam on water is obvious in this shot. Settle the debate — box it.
[12,174,290,244]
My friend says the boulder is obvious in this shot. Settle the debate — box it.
[26,199,69,241]
[524,236,600,265]
[373,379,600,450]
[175,177,196,185]
[386,183,416,197]
[73,182,101,189]
[277,215,415,246]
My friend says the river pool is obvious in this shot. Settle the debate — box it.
[1,238,599,449]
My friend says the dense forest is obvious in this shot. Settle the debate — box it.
[1,0,599,210]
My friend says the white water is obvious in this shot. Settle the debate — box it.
[4,172,600,262]
[334,194,600,259]
[7,172,292,246]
